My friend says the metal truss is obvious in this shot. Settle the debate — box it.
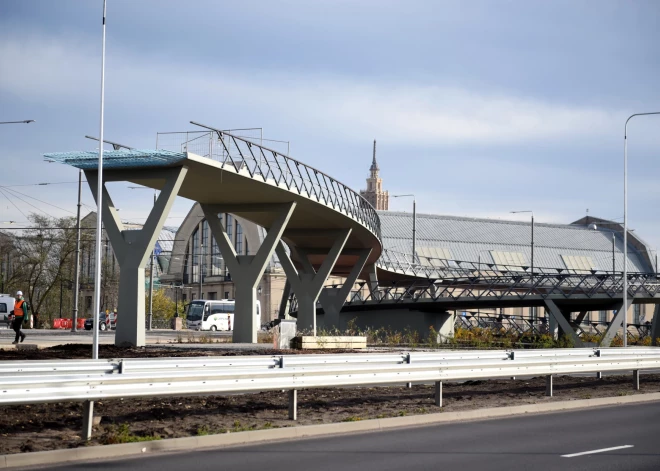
[454,310,653,341]
[288,272,660,315]
[156,126,381,240]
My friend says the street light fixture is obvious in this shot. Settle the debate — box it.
[510,211,534,277]
[623,111,660,348]
[392,194,416,264]
[0,120,35,124]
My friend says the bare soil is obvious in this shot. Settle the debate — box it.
[1,344,658,455]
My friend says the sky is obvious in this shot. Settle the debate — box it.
[1,0,659,248]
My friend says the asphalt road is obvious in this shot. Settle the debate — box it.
[38,402,660,471]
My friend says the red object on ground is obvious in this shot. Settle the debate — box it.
[53,319,62,329]
[77,318,85,329]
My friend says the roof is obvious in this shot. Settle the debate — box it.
[378,211,652,272]
[43,149,186,169]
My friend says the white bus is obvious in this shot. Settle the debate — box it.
[186,299,261,331]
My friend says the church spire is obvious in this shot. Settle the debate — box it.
[370,139,379,172]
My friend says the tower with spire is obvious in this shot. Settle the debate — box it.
[360,140,389,210]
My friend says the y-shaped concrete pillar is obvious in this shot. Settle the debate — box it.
[275,229,352,334]
[651,305,660,346]
[318,248,371,330]
[86,167,187,347]
[366,264,381,301]
[543,300,583,347]
[201,202,296,343]
[601,299,633,347]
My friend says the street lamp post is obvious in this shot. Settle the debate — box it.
[624,112,660,348]
[392,194,416,264]
[511,211,534,277]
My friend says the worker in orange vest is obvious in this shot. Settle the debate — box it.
[10,290,28,344]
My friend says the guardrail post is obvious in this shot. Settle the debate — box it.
[406,353,412,388]
[509,351,516,380]
[288,389,297,420]
[545,375,553,397]
[82,400,94,440]
[633,370,640,390]
[435,381,442,407]
[595,349,602,379]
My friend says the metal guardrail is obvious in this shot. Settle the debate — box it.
[6,348,652,378]
[156,126,381,241]
[2,348,658,438]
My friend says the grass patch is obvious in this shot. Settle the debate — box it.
[103,424,161,444]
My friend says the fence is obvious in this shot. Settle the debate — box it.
[156,126,381,241]
[2,348,659,439]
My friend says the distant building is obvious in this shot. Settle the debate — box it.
[360,140,389,210]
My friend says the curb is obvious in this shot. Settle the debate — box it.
[3,392,660,469]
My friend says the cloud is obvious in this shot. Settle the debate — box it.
[0,33,621,147]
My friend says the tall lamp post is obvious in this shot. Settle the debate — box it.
[624,112,660,347]
[511,211,534,277]
[392,194,416,264]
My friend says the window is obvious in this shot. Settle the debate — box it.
[236,223,243,255]
[0,303,7,313]
[211,233,222,276]
[224,291,230,299]
[208,292,217,300]
[560,255,596,273]
[490,251,527,270]
[226,214,233,246]
[416,247,458,267]
[210,303,223,314]
[530,306,538,322]
[633,304,641,324]
[599,310,607,324]
[191,227,199,283]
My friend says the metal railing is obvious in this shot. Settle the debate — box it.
[156,126,381,241]
[378,248,651,280]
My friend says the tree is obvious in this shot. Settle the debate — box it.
[8,214,93,324]
[147,288,184,320]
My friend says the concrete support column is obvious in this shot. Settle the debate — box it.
[278,280,292,320]
[651,305,660,346]
[601,299,633,347]
[275,229,351,334]
[202,202,296,343]
[367,264,380,301]
[86,167,187,347]
[544,300,583,347]
[318,249,371,330]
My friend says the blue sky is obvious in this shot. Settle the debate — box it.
[1,0,659,249]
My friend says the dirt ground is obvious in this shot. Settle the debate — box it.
[1,344,658,455]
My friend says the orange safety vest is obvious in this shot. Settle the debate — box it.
[14,299,25,317]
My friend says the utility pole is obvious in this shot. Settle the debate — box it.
[199,243,204,299]
[148,192,156,331]
[72,169,82,332]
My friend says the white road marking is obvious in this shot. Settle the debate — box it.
[562,445,634,458]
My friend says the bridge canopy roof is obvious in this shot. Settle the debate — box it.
[44,150,186,169]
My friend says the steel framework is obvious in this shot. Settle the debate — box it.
[156,125,381,241]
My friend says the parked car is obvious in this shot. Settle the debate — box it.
[84,312,116,331]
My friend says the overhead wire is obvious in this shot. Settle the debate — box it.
[0,188,29,220]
